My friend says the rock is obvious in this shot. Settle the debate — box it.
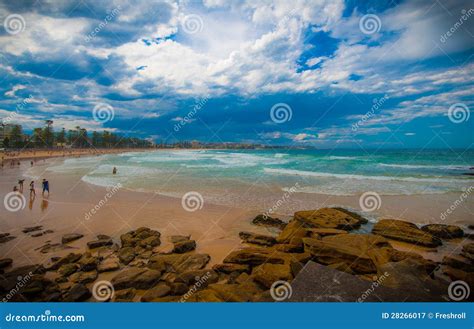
[87,238,113,249]
[97,234,111,240]
[111,268,163,290]
[118,247,136,265]
[275,244,304,253]
[442,255,473,272]
[169,282,189,295]
[294,208,367,230]
[139,236,161,248]
[36,243,73,254]
[212,263,250,274]
[78,253,98,271]
[239,231,277,246]
[461,243,474,261]
[22,226,43,233]
[223,247,285,266]
[183,289,224,302]
[252,263,293,289]
[0,258,13,269]
[372,219,442,247]
[148,254,210,273]
[62,233,84,244]
[421,224,464,239]
[69,270,98,284]
[172,240,196,253]
[306,228,348,237]
[252,214,286,229]
[276,220,307,244]
[289,260,447,302]
[206,281,264,302]
[31,232,44,237]
[176,270,219,287]
[303,234,393,274]
[57,264,78,277]
[63,284,91,302]
[97,258,120,273]
[120,228,161,248]
[443,267,474,288]
[140,282,172,301]
[169,235,191,243]
[45,253,82,271]
[113,288,136,302]
[0,233,16,244]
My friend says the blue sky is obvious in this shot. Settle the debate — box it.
[0,0,473,148]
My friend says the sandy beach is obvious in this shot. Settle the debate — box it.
[0,151,473,302]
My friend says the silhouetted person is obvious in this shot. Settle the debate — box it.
[113,167,117,175]
[18,179,24,193]
[42,179,49,196]
[29,180,35,198]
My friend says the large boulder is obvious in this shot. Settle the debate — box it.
[303,234,393,274]
[172,240,196,253]
[120,227,161,248]
[372,219,442,247]
[69,270,98,284]
[421,224,464,239]
[111,267,163,290]
[97,257,120,273]
[63,284,91,302]
[212,263,250,274]
[276,220,307,244]
[148,253,210,273]
[45,253,82,271]
[140,282,171,302]
[461,243,474,261]
[442,255,473,272]
[251,263,293,289]
[239,232,277,246]
[87,238,113,249]
[0,258,13,269]
[294,208,367,230]
[118,247,136,265]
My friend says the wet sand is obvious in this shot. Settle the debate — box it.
[0,154,473,270]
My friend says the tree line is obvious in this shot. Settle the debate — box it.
[1,121,153,149]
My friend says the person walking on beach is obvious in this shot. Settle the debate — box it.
[13,185,18,193]
[18,179,24,193]
[29,180,36,198]
[42,179,49,196]
[113,167,117,175]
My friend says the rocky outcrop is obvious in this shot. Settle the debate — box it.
[87,236,113,249]
[120,227,161,248]
[172,240,196,253]
[0,233,16,244]
[294,208,367,230]
[0,258,13,269]
[421,224,464,239]
[148,253,210,273]
[223,247,285,266]
[372,219,442,247]
[239,231,277,246]
[63,284,91,302]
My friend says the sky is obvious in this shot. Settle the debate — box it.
[0,0,473,149]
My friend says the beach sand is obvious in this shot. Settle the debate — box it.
[1,152,472,266]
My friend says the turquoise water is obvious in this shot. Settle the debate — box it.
[46,149,474,199]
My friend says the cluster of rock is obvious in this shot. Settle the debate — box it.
[0,207,472,302]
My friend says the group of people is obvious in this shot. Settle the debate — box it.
[14,178,49,198]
